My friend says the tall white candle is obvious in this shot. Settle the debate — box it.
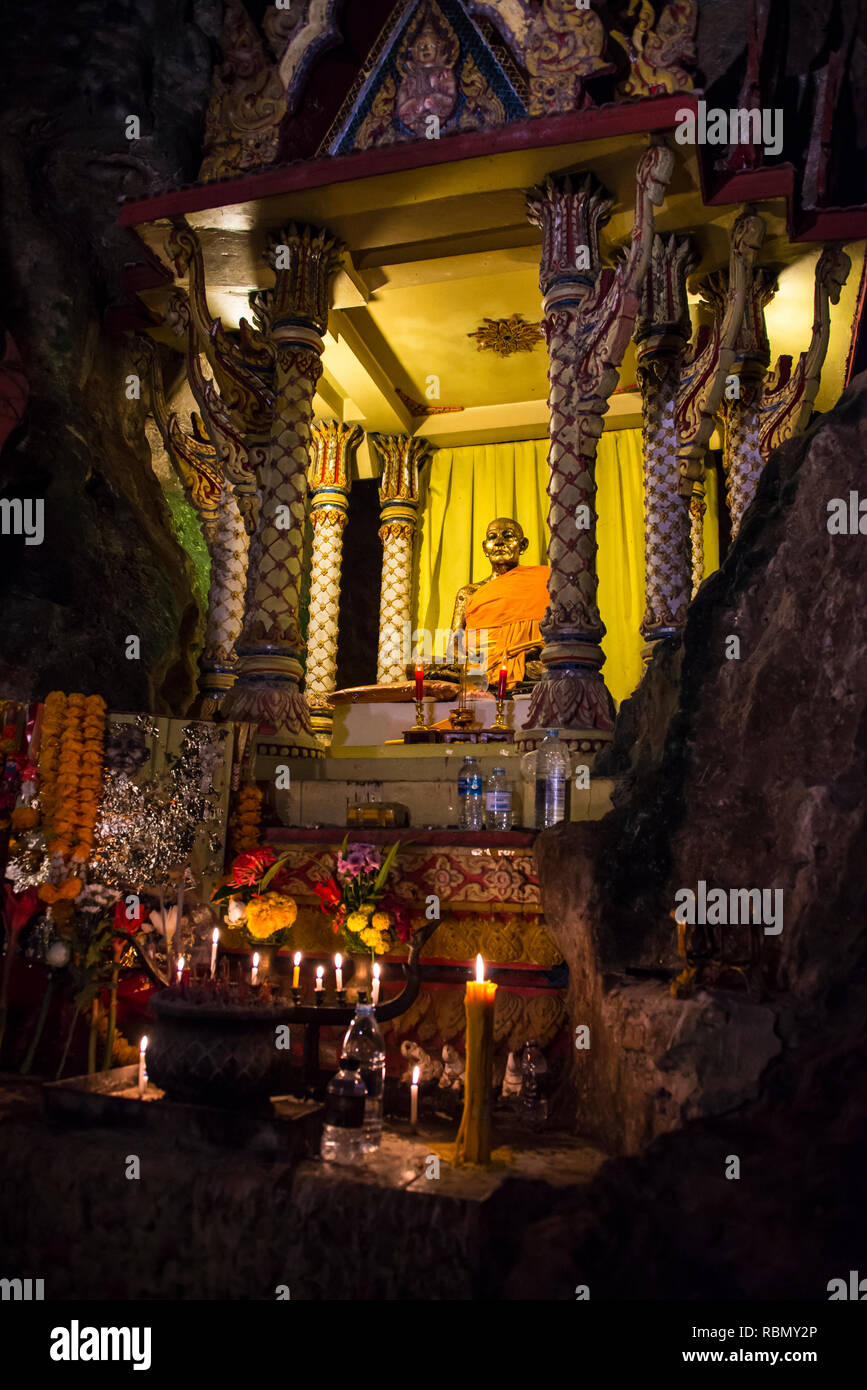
[315,965,325,992]
[371,961,381,1005]
[410,1064,420,1128]
[138,1035,148,1098]
[251,952,259,986]
[210,927,219,980]
[334,953,343,992]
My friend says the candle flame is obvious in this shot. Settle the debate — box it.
[140,1035,148,1054]
[177,956,185,974]
[475,953,485,983]
[334,953,342,967]
[252,953,259,967]
[212,927,219,943]
[373,962,381,979]
[294,951,302,965]
[316,965,324,978]
[412,1065,420,1085]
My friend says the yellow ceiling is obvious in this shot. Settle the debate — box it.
[134,133,865,447]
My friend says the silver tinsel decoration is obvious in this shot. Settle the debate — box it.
[92,721,227,893]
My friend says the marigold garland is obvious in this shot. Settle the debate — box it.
[228,784,263,855]
[36,690,106,889]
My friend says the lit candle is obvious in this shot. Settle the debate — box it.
[209,927,219,980]
[175,867,186,971]
[454,954,497,1165]
[176,955,185,984]
[315,965,325,992]
[371,961,381,1005]
[137,1035,148,1098]
[410,1063,419,1129]
[292,951,302,989]
[251,952,259,986]
[497,663,508,700]
[414,662,424,702]
[334,953,343,992]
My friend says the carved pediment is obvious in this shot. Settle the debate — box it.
[323,0,527,155]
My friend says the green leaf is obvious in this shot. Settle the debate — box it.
[259,850,292,893]
[372,839,401,895]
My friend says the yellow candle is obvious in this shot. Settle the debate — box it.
[292,951,302,989]
[455,954,497,1165]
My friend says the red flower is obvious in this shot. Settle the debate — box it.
[313,876,342,913]
[2,885,39,936]
[229,847,277,887]
[379,891,412,943]
[112,900,148,935]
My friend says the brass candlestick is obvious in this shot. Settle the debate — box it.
[413,698,428,729]
[489,696,510,734]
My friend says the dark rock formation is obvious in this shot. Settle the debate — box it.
[529,372,867,1289]
[0,0,222,711]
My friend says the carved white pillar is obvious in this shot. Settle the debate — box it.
[305,419,361,738]
[519,145,674,750]
[372,433,431,685]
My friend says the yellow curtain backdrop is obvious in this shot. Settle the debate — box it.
[413,433,720,707]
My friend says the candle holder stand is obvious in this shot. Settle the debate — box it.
[289,920,439,1089]
[480,696,514,743]
[403,696,441,744]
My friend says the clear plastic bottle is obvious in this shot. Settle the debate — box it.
[485,766,512,831]
[320,1056,366,1164]
[519,1038,549,1131]
[341,993,387,1152]
[458,755,483,831]
[534,729,571,828]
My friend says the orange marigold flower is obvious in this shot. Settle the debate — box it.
[38,884,59,903]
[57,878,83,899]
[11,806,39,829]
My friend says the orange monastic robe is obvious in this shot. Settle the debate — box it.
[465,565,550,689]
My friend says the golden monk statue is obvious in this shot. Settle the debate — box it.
[449,518,549,691]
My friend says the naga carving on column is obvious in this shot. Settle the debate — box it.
[634,232,697,651]
[718,266,777,537]
[372,433,432,686]
[132,333,248,718]
[168,219,343,745]
[759,247,851,459]
[520,142,673,744]
[674,209,765,595]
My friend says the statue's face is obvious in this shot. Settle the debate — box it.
[482,519,526,569]
[413,32,442,64]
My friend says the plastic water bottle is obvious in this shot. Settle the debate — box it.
[458,755,483,830]
[485,766,512,830]
[341,993,386,1152]
[519,1039,549,1130]
[534,730,570,828]
[320,1056,366,1164]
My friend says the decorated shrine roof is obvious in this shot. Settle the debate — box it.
[117,1,867,446]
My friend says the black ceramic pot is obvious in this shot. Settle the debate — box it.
[147,993,294,1108]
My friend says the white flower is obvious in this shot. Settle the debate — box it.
[227,897,247,925]
[46,940,71,968]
